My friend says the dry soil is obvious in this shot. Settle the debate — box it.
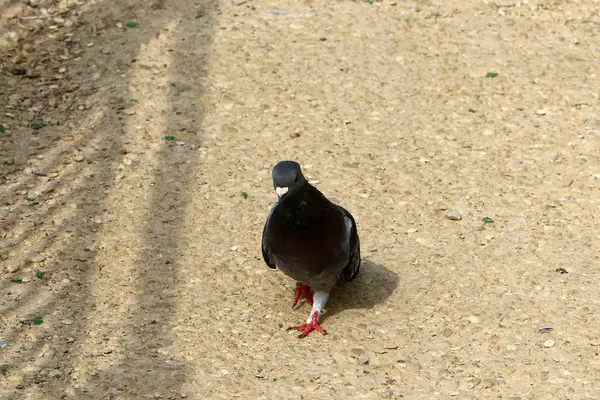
[1,0,600,399]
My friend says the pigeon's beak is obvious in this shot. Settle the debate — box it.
[275,186,289,198]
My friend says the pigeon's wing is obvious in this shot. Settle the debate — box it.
[337,206,361,282]
[261,204,277,269]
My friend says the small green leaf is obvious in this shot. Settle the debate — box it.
[0,124,5,133]
[404,18,410,23]
[35,270,45,279]
[130,98,138,103]
[482,217,494,223]
[24,196,37,202]
[486,72,498,78]
[166,295,178,298]
[127,21,137,28]
[31,122,44,130]
[241,191,248,199]
[364,0,373,3]
[19,346,27,351]
[67,133,74,138]
[164,135,175,141]
[31,317,43,325]
[10,279,23,284]
[79,20,89,25]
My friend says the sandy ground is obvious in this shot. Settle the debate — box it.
[1,0,600,399]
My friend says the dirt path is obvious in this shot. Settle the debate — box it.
[1,0,599,399]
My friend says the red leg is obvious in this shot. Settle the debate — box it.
[301,285,313,306]
[287,311,327,338]
[292,283,313,308]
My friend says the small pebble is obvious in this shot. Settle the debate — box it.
[468,315,480,323]
[384,344,398,350]
[536,109,547,115]
[74,154,85,162]
[555,267,568,274]
[351,348,364,356]
[543,340,555,348]
[415,237,431,246]
[445,210,462,220]
[7,375,23,383]
[26,252,46,264]
[0,338,8,349]
[48,370,62,378]
[267,6,288,15]
[5,264,20,273]
[399,2,418,9]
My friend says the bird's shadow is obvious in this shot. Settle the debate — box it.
[321,258,399,322]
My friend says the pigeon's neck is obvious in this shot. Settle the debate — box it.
[281,184,330,230]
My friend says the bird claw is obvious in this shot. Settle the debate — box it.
[287,311,326,338]
[291,283,313,308]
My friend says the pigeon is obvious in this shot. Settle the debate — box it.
[261,160,361,337]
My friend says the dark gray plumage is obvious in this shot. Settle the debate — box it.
[261,160,361,337]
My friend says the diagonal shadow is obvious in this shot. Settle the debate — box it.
[65,2,218,398]
[1,3,138,397]
[1,0,216,398]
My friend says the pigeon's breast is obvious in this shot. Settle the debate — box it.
[265,204,349,289]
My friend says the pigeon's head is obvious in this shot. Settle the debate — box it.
[272,160,306,199]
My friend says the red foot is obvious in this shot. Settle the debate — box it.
[287,311,327,338]
[292,283,313,308]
